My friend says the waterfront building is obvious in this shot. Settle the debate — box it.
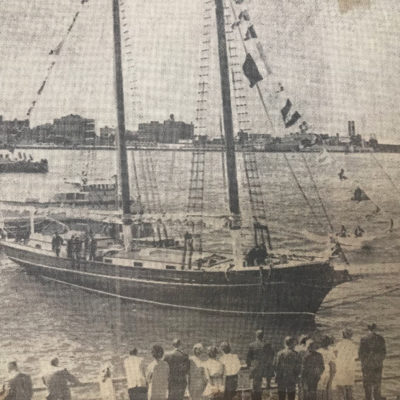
[137,121,162,142]
[31,123,54,144]
[99,126,116,146]
[160,114,194,144]
[53,114,95,146]
[137,115,194,144]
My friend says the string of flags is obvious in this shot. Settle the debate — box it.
[26,2,89,117]
[230,0,307,133]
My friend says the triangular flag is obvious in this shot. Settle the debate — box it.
[242,53,263,88]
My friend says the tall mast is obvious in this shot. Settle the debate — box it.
[112,0,132,247]
[215,0,242,266]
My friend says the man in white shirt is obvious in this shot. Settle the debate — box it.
[219,342,242,400]
[124,348,147,400]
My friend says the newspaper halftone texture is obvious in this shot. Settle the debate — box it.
[338,0,371,13]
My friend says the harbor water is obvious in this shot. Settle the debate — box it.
[0,149,399,397]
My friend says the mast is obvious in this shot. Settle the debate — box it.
[215,0,242,266]
[112,0,132,247]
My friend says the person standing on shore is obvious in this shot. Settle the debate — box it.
[246,329,275,400]
[219,342,241,400]
[317,336,336,400]
[1,361,33,400]
[164,339,190,400]
[146,345,169,400]
[359,323,386,400]
[98,363,116,400]
[302,341,325,400]
[274,336,301,400]
[42,357,81,400]
[188,343,208,400]
[124,348,147,400]
[203,346,225,400]
[334,329,358,400]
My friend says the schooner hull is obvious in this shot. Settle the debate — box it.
[1,241,348,316]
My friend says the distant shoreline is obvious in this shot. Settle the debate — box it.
[6,144,400,153]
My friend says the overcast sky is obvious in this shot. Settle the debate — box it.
[0,0,399,142]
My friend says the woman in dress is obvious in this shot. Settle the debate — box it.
[202,346,225,400]
[333,329,358,400]
[317,336,337,400]
[146,345,170,400]
[188,343,208,400]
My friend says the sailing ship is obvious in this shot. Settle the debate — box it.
[0,0,350,316]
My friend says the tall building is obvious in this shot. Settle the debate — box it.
[160,114,194,143]
[137,121,163,142]
[53,114,95,145]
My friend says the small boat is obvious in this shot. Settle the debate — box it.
[0,150,48,173]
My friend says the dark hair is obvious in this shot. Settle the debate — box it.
[152,345,164,360]
[285,336,297,348]
[172,338,181,348]
[51,358,59,367]
[320,335,331,349]
[129,348,138,356]
[220,341,231,354]
[208,346,219,359]
[256,330,264,340]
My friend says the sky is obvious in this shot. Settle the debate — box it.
[0,0,399,142]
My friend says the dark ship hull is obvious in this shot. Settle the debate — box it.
[0,241,350,316]
[0,159,48,173]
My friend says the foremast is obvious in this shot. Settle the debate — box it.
[112,0,132,248]
[215,0,243,267]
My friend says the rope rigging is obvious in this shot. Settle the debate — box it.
[26,1,90,117]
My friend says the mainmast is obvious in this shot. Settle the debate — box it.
[215,0,242,266]
[112,0,132,248]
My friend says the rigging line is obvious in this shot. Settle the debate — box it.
[283,153,327,231]
[227,0,275,134]
[301,153,334,232]
[370,153,400,197]
[26,4,87,116]
[130,151,141,202]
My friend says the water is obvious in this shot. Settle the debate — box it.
[0,150,399,397]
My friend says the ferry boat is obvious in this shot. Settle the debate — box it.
[0,0,350,316]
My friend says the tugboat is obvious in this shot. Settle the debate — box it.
[0,0,350,316]
[0,150,48,173]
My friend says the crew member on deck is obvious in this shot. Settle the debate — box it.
[52,233,63,257]
[354,225,364,238]
[339,225,347,238]
[338,169,347,181]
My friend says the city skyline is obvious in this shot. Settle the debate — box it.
[0,0,399,142]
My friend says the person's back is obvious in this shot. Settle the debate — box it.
[359,332,386,369]
[124,354,146,389]
[275,348,301,388]
[146,359,169,400]
[46,369,77,399]
[5,372,33,400]
[302,350,324,386]
[247,339,274,376]
[164,347,189,384]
